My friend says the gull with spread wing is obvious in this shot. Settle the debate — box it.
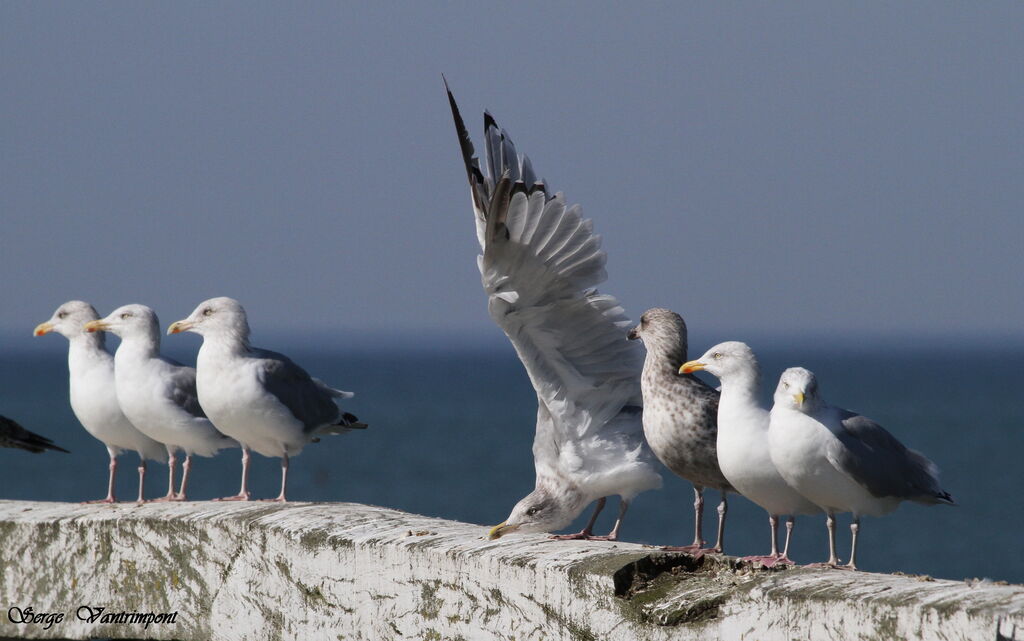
[447,83,662,541]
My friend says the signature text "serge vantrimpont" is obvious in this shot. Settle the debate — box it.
[7,605,179,630]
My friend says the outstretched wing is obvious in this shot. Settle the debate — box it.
[0,415,69,453]
[251,348,348,433]
[828,408,953,504]
[447,84,644,470]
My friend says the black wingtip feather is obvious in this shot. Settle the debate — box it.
[445,79,488,201]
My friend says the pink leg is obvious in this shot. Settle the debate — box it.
[150,449,178,502]
[743,513,784,566]
[588,499,629,541]
[84,450,118,504]
[136,459,147,503]
[262,452,289,503]
[215,447,252,501]
[808,511,850,569]
[711,492,728,553]
[550,497,606,540]
[846,517,860,570]
[662,486,707,553]
[170,454,192,501]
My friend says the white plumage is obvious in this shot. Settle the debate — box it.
[86,304,237,501]
[768,366,953,568]
[681,342,818,564]
[35,301,166,502]
[168,297,365,502]
[447,84,661,540]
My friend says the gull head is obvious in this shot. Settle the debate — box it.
[681,341,758,381]
[774,367,821,413]
[627,308,688,355]
[488,484,580,540]
[34,300,100,339]
[84,304,160,340]
[168,297,250,341]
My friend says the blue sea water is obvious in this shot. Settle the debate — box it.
[1,334,1021,584]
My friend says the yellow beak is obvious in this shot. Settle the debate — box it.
[33,322,54,337]
[679,360,705,374]
[83,320,109,333]
[488,521,518,540]
[794,392,805,407]
[167,320,193,335]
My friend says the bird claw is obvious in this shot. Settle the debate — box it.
[660,545,707,557]
[213,493,251,502]
[742,555,792,568]
[548,532,616,541]
[549,531,594,541]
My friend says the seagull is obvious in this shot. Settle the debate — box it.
[768,367,954,569]
[84,304,236,501]
[0,415,69,454]
[446,83,662,542]
[34,301,167,503]
[167,297,367,502]
[628,308,733,553]
[680,342,819,565]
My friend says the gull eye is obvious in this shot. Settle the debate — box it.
[713,352,722,359]
[57,311,67,319]
[202,308,213,317]
[783,382,790,389]
[526,506,540,516]
[120,312,131,320]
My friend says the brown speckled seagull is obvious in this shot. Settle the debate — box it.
[628,308,734,553]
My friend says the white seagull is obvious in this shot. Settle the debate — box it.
[768,367,954,569]
[85,304,236,501]
[447,83,662,541]
[680,342,819,565]
[168,297,367,502]
[34,301,166,502]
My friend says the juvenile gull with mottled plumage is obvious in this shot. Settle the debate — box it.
[85,305,236,501]
[629,309,734,553]
[447,83,662,542]
[35,300,166,503]
[769,367,954,569]
[168,297,367,502]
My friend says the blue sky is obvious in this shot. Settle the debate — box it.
[2,3,1021,347]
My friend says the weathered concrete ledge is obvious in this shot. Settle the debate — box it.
[0,501,1020,641]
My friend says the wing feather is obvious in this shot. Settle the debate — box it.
[447,85,657,493]
[828,409,953,504]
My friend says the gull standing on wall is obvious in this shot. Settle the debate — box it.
[680,342,819,564]
[168,297,367,502]
[447,83,662,541]
[628,309,734,553]
[769,367,954,569]
[85,305,237,501]
[34,301,166,502]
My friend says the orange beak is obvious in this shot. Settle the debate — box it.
[33,322,54,337]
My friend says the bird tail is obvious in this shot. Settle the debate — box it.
[0,416,70,454]
[316,412,368,436]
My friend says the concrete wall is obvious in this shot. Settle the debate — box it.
[0,500,1020,640]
